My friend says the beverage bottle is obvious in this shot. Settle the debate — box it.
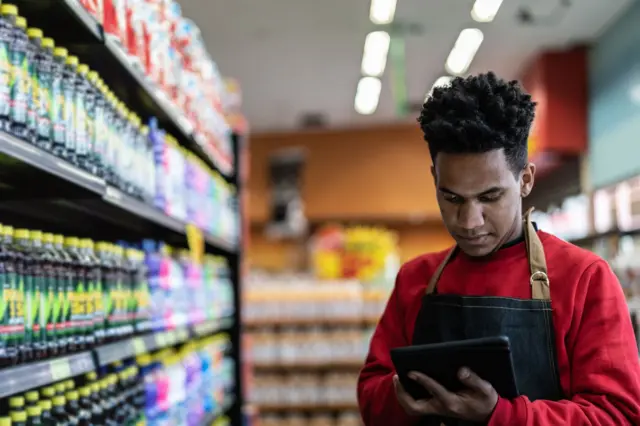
[12,229,30,362]
[25,405,41,426]
[98,377,116,426]
[102,91,117,187]
[24,391,38,409]
[81,240,102,345]
[78,239,95,349]
[9,396,25,415]
[0,224,18,367]
[25,27,41,144]
[37,400,54,426]
[9,411,24,426]
[0,4,15,133]
[50,47,67,158]
[74,65,89,172]
[3,227,23,363]
[6,11,29,140]
[41,234,58,356]
[32,35,53,151]
[62,55,78,165]
[64,237,85,351]
[111,246,126,339]
[64,391,89,426]
[28,231,48,360]
[112,102,127,191]
[85,71,100,176]
[88,381,104,425]
[96,243,115,342]
[51,396,73,426]
[78,386,100,426]
[52,235,71,354]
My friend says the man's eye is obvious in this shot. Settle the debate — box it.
[479,194,501,203]
[444,194,463,204]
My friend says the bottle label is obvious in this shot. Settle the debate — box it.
[70,279,86,333]
[75,87,87,155]
[0,38,10,117]
[51,72,65,143]
[53,274,65,340]
[36,275,47,344]
[63,78,75,151]
[62,276,73,337]
[85,278,95,333]
[10,47,29,124]
[24,275,38,342]
[8,273,23,345]
[36,63,52,140]
[45,274,56,340]
[28,56,37,133]
[0,273,8,346]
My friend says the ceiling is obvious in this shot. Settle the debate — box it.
[180,0,632,133]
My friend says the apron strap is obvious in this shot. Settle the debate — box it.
[524,207,550,300]
[425,208,551,300]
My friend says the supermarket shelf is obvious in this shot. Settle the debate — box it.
[253,360,364,372]
[256,403,359,414]
[95,317,235,367]
[0,352,95,399]
[243,316,379,329]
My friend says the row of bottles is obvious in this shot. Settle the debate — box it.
[0,2,154,201]
[0,224,151,367]
[0,335,235,425]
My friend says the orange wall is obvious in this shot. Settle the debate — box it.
[248,124,440,224]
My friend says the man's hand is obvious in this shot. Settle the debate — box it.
[393,367,499,422]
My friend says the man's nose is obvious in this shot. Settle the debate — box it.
[457,201,485,230]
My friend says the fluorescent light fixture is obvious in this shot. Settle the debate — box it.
[361,31,391,77]
[471,0,504,23]
[370,0,398,24]
[445,28,484,76]
[425,76,453,100]
[355,76,382,115]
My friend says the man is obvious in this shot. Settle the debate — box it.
[357,72,640,425]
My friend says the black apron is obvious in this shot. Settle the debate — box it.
[412,208,564,426]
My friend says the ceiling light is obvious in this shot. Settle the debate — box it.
[445,28,484,76]
[370,0,398,24]
[425,76,453,100]
[471,0,504,22]
[361,31,391,77]
[355,76,382,115]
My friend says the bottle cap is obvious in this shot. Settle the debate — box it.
[14,229,28,239]
[66,55,79,66]
[0,4,18,16]
[30,230,43,240]
[88,70,98,82]
[79,386,91,398]
[10,411,26,422]
[0,417,9,426]
[85,371,97,381]
[53,47,68,58]
[40,386,55,398]
[2,226,12,236]
[64,379,75,390]
[9,396,24,407]
[65,391,79,401]
[26,405,41,417]
[64,236,79,247]
[77,64,89,75]
[52,396,65,406]
[27,27,43,39]
[25,391,39,402]
[15,16,26,29]
[53,234,64,245]
[43,233,54,243]
[42,37,54,49]
[39,399,52,410]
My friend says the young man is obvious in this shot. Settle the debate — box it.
[357,72,640,425]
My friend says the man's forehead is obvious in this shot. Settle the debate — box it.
[434,151,515,195]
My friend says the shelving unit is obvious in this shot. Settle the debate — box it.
[0,0,245,425]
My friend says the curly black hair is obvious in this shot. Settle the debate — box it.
[418,72,536,175]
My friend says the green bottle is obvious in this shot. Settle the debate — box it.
[41,233,58,356]
[28,230,47,360]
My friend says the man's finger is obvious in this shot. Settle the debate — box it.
[458,367,492,394]
[408,371,455,402]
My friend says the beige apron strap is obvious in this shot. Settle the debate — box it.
[524,207,551,300]
[425,246,457,295]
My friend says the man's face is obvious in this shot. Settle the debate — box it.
[432,149,534,257]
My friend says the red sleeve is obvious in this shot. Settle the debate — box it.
[489,260,640,426]
[357,265,419,426]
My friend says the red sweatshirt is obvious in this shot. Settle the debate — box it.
[358,231,640,425]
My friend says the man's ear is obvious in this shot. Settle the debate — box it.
[521,163,536,198]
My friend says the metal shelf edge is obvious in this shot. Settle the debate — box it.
[62,0,103,41]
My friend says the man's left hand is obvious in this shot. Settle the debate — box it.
[408,367,499,422]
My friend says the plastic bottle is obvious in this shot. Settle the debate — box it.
[64,237,85,351]
[9,412,24,426]
[39,387,55,403]
[41,233,58,356]
[25,405,40,426]
[24,391,38,409]
[52,235,71,354]
[102,90,117,187]
[78,386,99,426]
[74,65,89,171]
[28,230,48,360]
[77,239,95,349]
[32,36,53,150]
[51,396,73,426]
[25,27,41,143]
[5,10,29,140]
[96,242,116,342]
[0,4,14,133]
[9,396,25,416]
[86,380,104,425]
[85,71,99,176]
[12,229,32,362]
[37,400,53,426]
[81,239,102,345]
[64,391,89,426]
[50,47,67,158]
[62,56,78,165]
[0,224,18,367]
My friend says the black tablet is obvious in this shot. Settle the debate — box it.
[390,336,519,400]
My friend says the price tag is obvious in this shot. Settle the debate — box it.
[165,331,176,346]
[132,338,146,355]
[177,329,189,342]
[186,223,204,265]
[50,359,72,381]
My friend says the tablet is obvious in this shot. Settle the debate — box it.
[390,336,519,400]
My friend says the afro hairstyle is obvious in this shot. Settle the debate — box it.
[417,72,536,175]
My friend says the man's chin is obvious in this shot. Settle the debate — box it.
[457,241,495,258]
